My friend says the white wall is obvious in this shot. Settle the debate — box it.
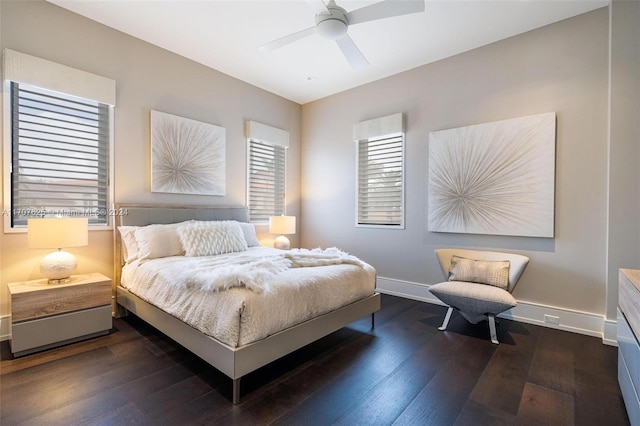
[301,10,613,321]
[0,0,302,323]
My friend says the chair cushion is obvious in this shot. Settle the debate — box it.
[429,281,517,322]
[448,256,510,290]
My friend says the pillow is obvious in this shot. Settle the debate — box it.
[238,222,260,247]
[178,221,248,256]
[135,222,188,261]
[448,255,510,290]
[118,226,139,263]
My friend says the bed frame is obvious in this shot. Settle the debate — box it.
[112,203,381,404]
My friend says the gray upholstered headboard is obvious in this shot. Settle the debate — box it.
[117,204,248,227]
[112,203,250,312]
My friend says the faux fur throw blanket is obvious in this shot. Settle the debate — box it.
[285,247,367,268]
[174,247,367,294]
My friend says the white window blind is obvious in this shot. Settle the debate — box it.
[245,120,289,223]
[357,134,404,227]
[247,139,286,222]
[354,112,404,228]
[9,82,111,226]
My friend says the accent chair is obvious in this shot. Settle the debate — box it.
[429,248,529,344]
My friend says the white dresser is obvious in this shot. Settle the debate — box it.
[619,269,640,426]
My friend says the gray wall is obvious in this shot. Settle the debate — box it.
[301,9,612,315]
[0,0,302,316]
[606,0,640,320]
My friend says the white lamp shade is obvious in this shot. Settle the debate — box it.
[28,217,88,249]
[269,216,296,235]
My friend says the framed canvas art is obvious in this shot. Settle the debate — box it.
[151,110,225,195]
[428,112,556,238]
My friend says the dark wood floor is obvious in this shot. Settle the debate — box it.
[0,295,630,425]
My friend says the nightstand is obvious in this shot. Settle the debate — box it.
[9,273,112,357]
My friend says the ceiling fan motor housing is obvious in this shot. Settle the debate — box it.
[315,3,348,40]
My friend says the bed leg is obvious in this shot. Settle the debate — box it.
[232,378,241,405]
[371,313,375,329]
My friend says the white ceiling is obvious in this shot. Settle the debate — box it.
[48,0,608,105]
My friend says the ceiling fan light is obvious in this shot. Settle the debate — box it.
[316,18,348,40]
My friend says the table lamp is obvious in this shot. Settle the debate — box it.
[269,215,296,250]
[27,217,88,283]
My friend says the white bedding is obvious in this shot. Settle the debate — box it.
[121,247,376,348]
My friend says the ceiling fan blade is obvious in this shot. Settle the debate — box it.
[305,0,329,15]
[335,34,369,70]
[259,26,316,52]
[347,0,425,26]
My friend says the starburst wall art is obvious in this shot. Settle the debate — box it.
[151,110,225,195]
[428,112,556,238]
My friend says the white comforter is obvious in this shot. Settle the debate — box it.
[121,247,376,348]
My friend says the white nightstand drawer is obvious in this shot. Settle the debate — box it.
[11,305,111,357]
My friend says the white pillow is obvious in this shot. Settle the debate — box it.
[135,222,188,261]
[118,226,139,263]
[178,221,248,256]
[238,222,260,247]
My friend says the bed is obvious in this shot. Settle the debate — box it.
[112,203,380,403]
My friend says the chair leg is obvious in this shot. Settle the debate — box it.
[438,307,454,331]
[488,315,499,344]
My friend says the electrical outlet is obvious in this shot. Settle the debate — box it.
[544,314,560,325]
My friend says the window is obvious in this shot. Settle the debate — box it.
[354,113,405,228]
[247,139,286,222]
[245,120,289,223]
[3,49,115,230]
[9,82,111,226]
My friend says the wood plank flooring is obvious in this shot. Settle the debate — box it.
[0,295,630,425]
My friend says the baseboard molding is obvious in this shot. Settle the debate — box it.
[0,315,10,342]
[603,318,618,346]
[376,276,617,346]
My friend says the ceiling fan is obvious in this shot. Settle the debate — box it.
[259,0,426,70]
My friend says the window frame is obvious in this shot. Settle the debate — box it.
[246,137,287,224]
[2,80,115,233]
[355,131,406,229]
